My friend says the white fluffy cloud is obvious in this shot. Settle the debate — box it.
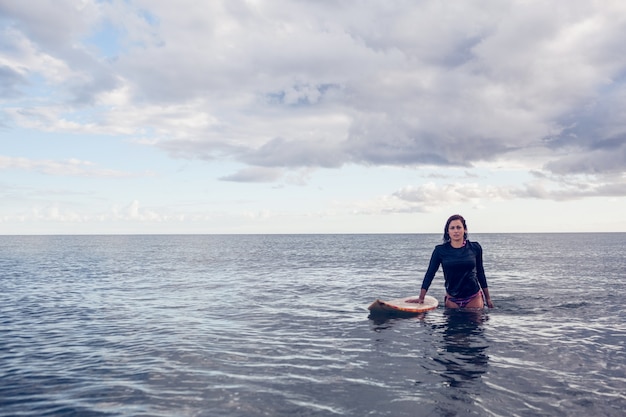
[0,155,138,178]
[1,0,625,189]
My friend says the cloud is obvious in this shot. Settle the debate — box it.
[392,182,515,212]
[242,137,346,168]
[0,64,26,98]
[0,155,141,178]
[121,200,164,221]
[392,174,626,212]
[0,0,98,47]
[219,166,283,183]
[0,1,119,105]
[516,174,626,201]
[1,0,625,184]
[0,199,171,225]
[544,138,626,175]
[543,84,626,174]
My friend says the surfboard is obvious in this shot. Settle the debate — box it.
[368,295,439,316]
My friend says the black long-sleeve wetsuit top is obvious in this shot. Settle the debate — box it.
[421,240,488,299]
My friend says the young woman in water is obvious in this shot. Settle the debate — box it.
[413,214,494,309]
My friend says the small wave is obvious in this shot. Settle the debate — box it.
[555,301,590,309]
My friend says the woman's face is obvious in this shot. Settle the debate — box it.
[448,219,465,241]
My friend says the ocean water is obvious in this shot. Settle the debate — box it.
[0,233,624,417]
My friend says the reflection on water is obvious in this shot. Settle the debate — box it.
[367,308,490,389]
[434,309,489,388]
[367,308,491,415]
[368,311,429,326]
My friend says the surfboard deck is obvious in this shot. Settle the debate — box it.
[368,295,439,316]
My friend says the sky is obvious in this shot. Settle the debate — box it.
[1,0,625,235]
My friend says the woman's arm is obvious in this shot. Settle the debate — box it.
[419,246,441,299]
[482,287,494,308]
[473,242,488,288]
[473,242,494,308]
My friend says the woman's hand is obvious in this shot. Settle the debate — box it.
[406,288,428,304]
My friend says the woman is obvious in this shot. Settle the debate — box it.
[413,214,494,309]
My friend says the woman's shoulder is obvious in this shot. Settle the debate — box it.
[467,240,482,250]
[433,242,458,255]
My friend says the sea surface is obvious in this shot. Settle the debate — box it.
[0,233,624,417]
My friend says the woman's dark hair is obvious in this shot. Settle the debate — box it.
[443,214,468,243]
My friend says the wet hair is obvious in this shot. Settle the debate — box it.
[443,214,468,243]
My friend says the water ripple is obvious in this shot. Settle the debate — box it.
[1,234,625,416]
